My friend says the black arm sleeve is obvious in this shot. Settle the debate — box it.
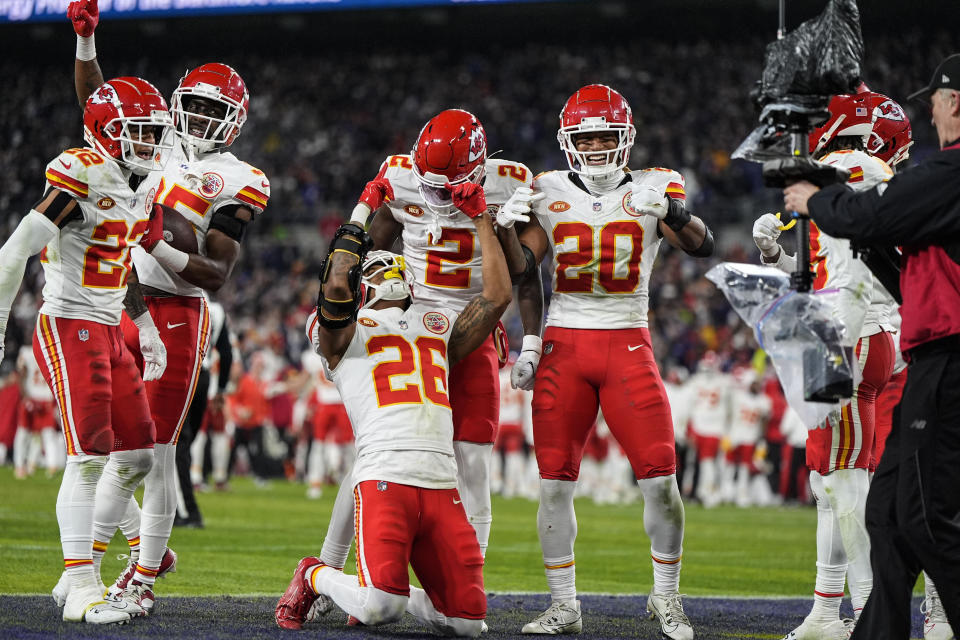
[209,205,249,242]
[215,323,233,393]
[809,155,960,246]
[33,188,82,229]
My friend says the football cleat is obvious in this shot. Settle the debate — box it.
[62,584,136,624]
[646,592,694,640]
[481,620,489,634]
[922,594,955,640]
[275,557,322,630]
[118,580,154,616]
[780,617,853,640]
[346,615,365,626]
[107,548,177,600]
[305,593,336,622]
[521,600,582,634]
[52,570,106,607]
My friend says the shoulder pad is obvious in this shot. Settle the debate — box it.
[45,148,107,200]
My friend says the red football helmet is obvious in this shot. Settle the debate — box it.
[171,63,249,154]
[411,109,487,216]
[83,77,174,176]
[558,84,636,177]
[864,92,913,167]
[808,94,874,156]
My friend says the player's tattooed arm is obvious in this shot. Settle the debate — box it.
[448,213,511,366]
[122,268,149,320]
[76,58,105,106]
[315,250,359,368]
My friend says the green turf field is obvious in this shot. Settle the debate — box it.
[0,466,824,597]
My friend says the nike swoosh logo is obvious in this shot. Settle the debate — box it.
[453,499,462,505]
[167,322,187,329]
[261,181,269,189]
[60,160,72,169]
[628,344,644,352]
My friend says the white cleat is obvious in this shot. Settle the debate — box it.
[780,617,852,640]
[62,585,135,624]
[481,620,489,634]
[52,571,106,607]
[923,595,956,640]
[647,592,694,640]
[522,600,582,634]
[304,593,337,622]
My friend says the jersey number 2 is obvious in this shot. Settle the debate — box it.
[367,335,450,408]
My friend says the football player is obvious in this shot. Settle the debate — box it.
[512,84,714,640]
[64,0,270,614]
[14,345,61,478]
[275,188,511,635]
[307,108,540,593]
[0,76,172,624]
[753,93,898,640]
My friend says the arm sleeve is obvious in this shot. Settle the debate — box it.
[0,211,58,334]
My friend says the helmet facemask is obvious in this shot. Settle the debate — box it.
[558,118,635,178]
[412,162,486,218]
[171,84,246,156]
[86,113,174,176]
[360,251,414,309]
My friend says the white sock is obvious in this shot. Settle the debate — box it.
[809,471,847,622]
[210,432,230,483]
[57,456,106,586]
[307,440,326,487]
[320,471,356,569]
[312,566,406,625]
[92,449,152,548]
[136,443,177,585]
[822,468,871,614]
[13,427,30,472]
[538,479,577,605]
[638,475,685,594]
[454,441,494,556]
[698,457,717,502]
[407,585,483,637]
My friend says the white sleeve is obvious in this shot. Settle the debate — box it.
[0,211,58,335]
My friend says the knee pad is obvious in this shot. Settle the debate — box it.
[108,449,154,487]
[539,479,576,515]
[362,588,407,626]
[73,454,108,484]
[822,468,868,518]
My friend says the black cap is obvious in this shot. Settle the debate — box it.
[908,53,960,102]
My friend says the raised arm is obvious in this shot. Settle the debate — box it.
[68,0,105,105]
[448,195,512,366]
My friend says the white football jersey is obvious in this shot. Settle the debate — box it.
[819,149,896,336]
[41,147,162,325]
[380,155,533,312]
[531,168,685,329]
[728,389,772,447]
[132,141,270,297]
[318,304,461,489]
[687,371,732,439]
[17,345,53,401]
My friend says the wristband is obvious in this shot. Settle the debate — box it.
[520,334,542,355]
[150,240,190,273]
[76,35,96,62]
[349,203,372,227]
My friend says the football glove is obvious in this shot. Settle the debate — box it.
[132,313,167,382]
[629,183,669,218]
[358,177,394,212]
[496,187,544,229]
[68,0,99,37]
[141,204,164,253]
[445,182,487,219]
[510,335,542,391]
[753,213,783,258]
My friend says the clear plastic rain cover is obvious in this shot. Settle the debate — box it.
[706,262,859,428]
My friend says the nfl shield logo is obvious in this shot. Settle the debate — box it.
[399,320,408,329]
[377,481,388,492]
[78,329,89,342]
[543,342,553,355]
[593,201,602,212]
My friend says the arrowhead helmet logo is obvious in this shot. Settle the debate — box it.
[467,126,486,163]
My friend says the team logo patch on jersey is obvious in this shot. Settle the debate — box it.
[422,312,451,334]
[377,481,388,492]
[78,329,89,342]
[404,204,425,217]
[96,197,116,210]
[621,192,643,217]
[199,172,225,198]
[144,188,156,215]
[548,201,571,213]
[358,317,379,327]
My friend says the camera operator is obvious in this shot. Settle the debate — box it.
[783,53,960,640]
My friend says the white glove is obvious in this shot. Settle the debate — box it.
[753,213,783,258]
[510,335,542,391]
[497,187,545,229]
[629,183,669,218]
[133,313,167,382]
[0,334,5,367]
